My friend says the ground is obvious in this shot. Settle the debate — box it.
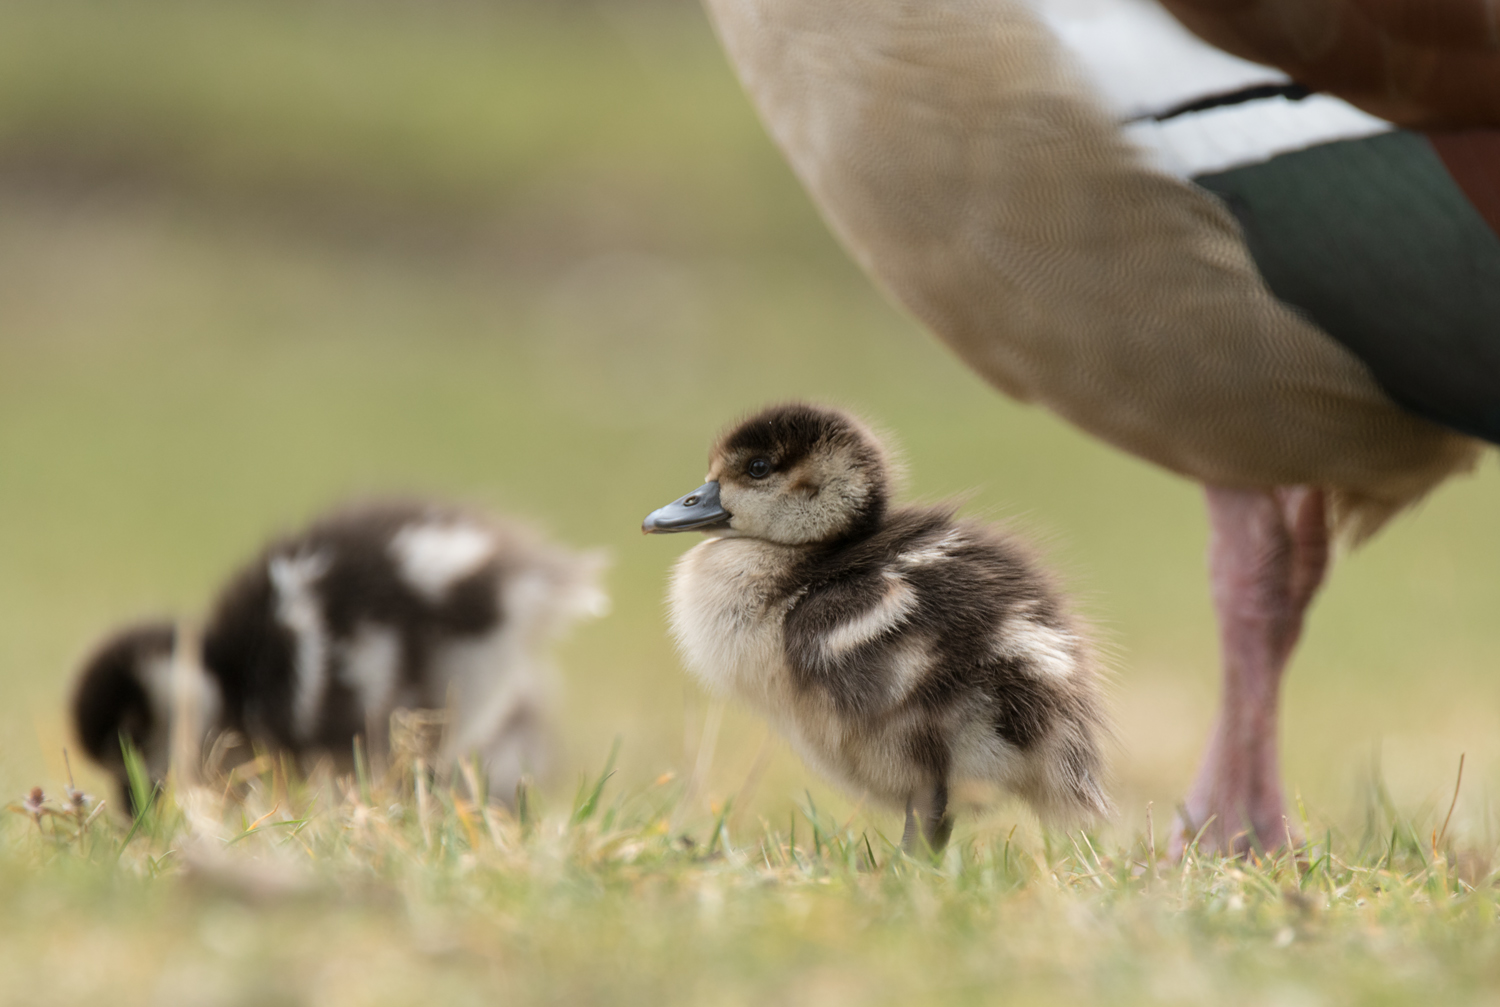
[1,2,1498,1004]
[5,759,1499,1007]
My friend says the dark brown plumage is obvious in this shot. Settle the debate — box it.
[1158,0,1500,129]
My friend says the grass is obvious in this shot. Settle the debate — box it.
[7,750,1500,1007]
[2,0,1499,1001]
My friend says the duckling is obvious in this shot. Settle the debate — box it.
[644,403,1108,850]
[72,500,608,810]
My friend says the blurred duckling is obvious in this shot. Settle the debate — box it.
[644,403,1107,850]
[72,500,608,809]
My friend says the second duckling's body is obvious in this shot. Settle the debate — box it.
[73,499,608,809]
[648,404,1107,847]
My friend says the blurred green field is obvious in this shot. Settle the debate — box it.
[2,1,1499,1002]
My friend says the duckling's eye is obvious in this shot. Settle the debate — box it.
[747,458,772,479]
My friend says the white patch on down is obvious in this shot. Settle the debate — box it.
[339,622,401,720]
[532,549,612,634]
[563,565,613,622]
[821,572,919,657]
[389,522,495,602]
[135,652,178,779]
[503,570,556,644]
[950,718,1028,789]
[434,596,550,795]
[896,529,964,568]
[994,615,1078,683]
[436,626,537,756]
[131,643,223,781]
[270,550,333,741]
[885,635,933,702]
[423,544,604,796]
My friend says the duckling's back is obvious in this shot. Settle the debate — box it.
[781,507,1109,821]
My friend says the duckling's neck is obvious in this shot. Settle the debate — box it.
[812,491,887,549]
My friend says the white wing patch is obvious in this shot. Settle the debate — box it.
[896,529,964,568]
[821,572,919,657]
[1032,0,1288,121]
[389,521,496,602]
[994,614,1078,683]
[1124,95,1391,178]
[1032,0,1393,177]
[270,550,333,741]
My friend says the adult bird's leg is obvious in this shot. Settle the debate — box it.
[902,779,953,854]
[1172,485,1329,858]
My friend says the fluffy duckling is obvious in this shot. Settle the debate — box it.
[72,500,608,809]
[644,404,1107,849]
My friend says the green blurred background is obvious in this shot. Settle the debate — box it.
[2,0,1496,844]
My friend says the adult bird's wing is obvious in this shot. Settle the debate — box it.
[1157,0,1500,128]
[701,0,1482,539]
[1037,0,1500,449]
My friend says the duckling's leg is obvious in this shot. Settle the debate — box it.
[1172,485,1328,858]
[902,778,954,854]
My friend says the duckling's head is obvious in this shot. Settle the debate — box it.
[71,620,178,811]
[644,403,891,545]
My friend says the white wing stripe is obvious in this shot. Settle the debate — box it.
[1125,94,1392,178]
[820,574,919,657]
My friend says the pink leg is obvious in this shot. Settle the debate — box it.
[1170,484,1329,857]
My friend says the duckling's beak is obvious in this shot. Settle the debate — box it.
[642,482,730,534]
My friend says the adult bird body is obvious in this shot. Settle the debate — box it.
[700,0,1497,852]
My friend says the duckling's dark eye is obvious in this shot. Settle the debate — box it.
[747,458,772,479]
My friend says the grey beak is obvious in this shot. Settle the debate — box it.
[642,482,730,534]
